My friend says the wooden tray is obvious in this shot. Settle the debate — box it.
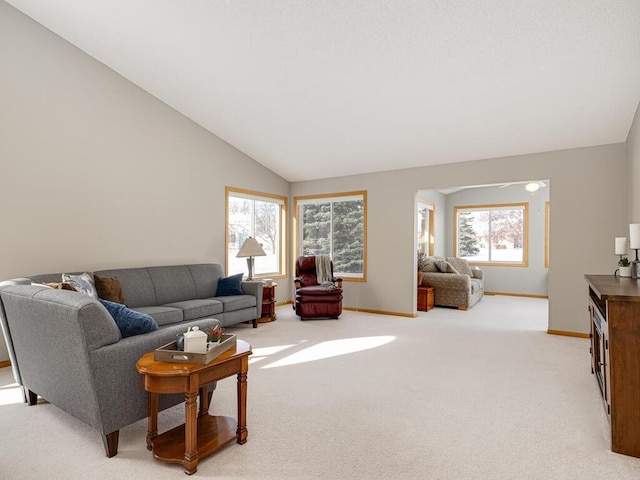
[154,334,237,364]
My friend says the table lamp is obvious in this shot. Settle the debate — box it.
[630,224,640,278]
[236,237,266,280]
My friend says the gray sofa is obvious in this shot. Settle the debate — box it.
[0,263,262,457]
[420,256,484,310]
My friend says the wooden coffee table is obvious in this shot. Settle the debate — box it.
[136,339,252,475]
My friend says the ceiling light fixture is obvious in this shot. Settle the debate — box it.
[525,182,540,192]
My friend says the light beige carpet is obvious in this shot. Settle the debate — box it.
[1,295,640,479]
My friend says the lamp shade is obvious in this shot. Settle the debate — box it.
[615,237,627,255]
[236,237,267,258]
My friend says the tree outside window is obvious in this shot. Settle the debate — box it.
[296,192,366,280]
[226,188,286,277]
[454,203,528,265]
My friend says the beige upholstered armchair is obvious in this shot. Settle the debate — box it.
[420,257,484,310]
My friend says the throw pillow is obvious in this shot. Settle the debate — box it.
[435,260,460,274]
[446,257,473,276]
[94,275,126,305]
[422,256,441,273]
[61,273,98,299]
[216,273,244,296]
[99,299,159,338]
[30,282,77,291]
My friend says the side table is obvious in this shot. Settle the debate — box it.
[136,340,252,475]
[417,286,434,312]
[258,282,277,323]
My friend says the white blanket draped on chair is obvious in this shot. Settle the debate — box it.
[315,255,334,287]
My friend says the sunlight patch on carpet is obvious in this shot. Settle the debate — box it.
[249,344,297,365]
[0,381,22,406]
[262,336,395,368]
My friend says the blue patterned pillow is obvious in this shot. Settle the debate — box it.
[216,273,244,296]
[62,272,98,299]
[99,299,159,338]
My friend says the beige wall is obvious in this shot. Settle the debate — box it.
[628,102,640,221]
[0,3,290,361]
[291,143,628,334]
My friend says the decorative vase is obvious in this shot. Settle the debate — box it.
[417,271,424,285]
[619,266,632,277]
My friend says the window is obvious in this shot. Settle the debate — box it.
[454,203,528,266]
[417,201,435,256]
[226,187,287,278]
[294,191,366,280]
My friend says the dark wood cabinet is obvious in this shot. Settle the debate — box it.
[258,283,277,323]
[585,274,640,458]
[417,286,434,312]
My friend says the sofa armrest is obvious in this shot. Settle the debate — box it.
[88,318,221,434]
[241,281,263,307]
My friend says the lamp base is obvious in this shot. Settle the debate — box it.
[246,257,254,280]
[632,260,640,279]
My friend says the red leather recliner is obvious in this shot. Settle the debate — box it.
[294,255,343,319]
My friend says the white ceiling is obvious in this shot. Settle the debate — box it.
[6,1,640,182]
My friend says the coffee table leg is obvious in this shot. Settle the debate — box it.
[146,392,158,451]
[183,390,199,475]
[236,371,248,444]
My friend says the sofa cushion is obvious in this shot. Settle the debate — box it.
[446,257,473,276]
[215,295,256,312]
[147,265,198,305]
[186,264,225,299]
[95,268,156,308]
[164,299,223,321]
[62,273,98,299]
[132,305,183,326]
[216,273,244,296]
[435,260,460,274]
[99,299,159,338]
[94,275,126,304]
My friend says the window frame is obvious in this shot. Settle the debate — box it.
[545,201,550,268]
[417,200,435,256]
[293,190,367,282]
[225,187,288,279]
[454,202,529,267]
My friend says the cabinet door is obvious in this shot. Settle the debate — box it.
[589,300,610,415]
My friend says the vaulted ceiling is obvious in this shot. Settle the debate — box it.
[6,1,640,182]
